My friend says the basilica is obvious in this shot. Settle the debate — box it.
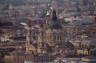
[37,10,75,55]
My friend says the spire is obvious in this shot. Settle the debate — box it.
[52,10,57,20]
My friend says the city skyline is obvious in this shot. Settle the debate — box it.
[0,0,96,63]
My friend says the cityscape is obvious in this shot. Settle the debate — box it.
[0,0,96,63]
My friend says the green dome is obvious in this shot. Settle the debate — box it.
[49,20,62,29]
[91,48,96,55]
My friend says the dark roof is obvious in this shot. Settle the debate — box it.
[0,30,4,34]
[56,42,74,49]
[11,36,26,40]
[0,22,13,27]
[0,22,25,30]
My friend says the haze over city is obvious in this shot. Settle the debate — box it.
[0,0,96,63]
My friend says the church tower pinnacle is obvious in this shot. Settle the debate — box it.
[52,10,57,21]
[49,10,62,29]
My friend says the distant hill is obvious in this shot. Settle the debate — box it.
[0,0,51,6]
[0,0,27,5]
